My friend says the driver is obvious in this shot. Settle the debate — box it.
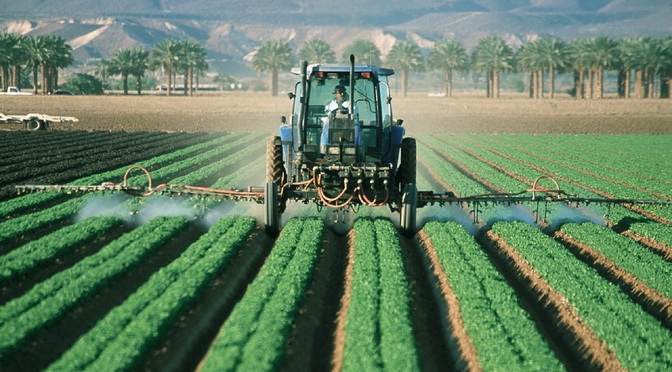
[325,85,350,113]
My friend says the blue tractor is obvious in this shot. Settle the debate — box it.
[264,55,418,236]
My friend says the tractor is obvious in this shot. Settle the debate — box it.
[264,56,419,236]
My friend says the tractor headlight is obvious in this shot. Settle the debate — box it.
[344,147,357,155]
[327,146,340,155]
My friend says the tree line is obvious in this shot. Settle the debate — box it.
[2,31,670,98]
[0,34,208,95]
[258,35,672,99]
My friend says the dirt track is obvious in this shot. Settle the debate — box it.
[2,92,671,134]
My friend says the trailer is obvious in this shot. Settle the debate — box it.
[0,113,79,130]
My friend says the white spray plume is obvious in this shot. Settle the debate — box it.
[418,204,478,235]
[483,204,538,231]
[134,196,197,225]
[546,204,605,231]
[75,194,135,223]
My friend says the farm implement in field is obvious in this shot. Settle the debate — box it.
[0,112,79,130]
[14,57,671,235]
[15,165,670,237]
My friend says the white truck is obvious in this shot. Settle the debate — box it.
[0,86,33,95]
[0,113,79,130]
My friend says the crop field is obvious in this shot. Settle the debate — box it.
[1,94,671,371]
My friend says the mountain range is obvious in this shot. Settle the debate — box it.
[1,0,671,77]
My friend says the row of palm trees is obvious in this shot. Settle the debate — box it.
[2,31,670,98]
[0,33,208,95]
[0,33,72,94]
[256,35,672,99]
[95,39,208,95]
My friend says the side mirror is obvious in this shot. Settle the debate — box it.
[395,119,404,126]
[386,96,392,104]
[287,92,295,100]
[281,116,287,124]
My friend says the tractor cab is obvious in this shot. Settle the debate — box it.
[280,60,405,183]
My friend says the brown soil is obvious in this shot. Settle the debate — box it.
[2,93,672,134]
[481,230,624,371]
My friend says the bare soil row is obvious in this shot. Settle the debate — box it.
[3,93,672,134]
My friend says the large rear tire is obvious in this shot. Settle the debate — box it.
[397,137,416,192]
[265,181,280,236]
[266,135,285,184]
[400,183,417,237]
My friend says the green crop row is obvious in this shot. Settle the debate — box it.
[0,216,190,358]
[124,132,261,187]
[47,216,255,372]
[418,137,549,225]
[491,134,672,182]
[343,218,420,371]
[444,134,672,246]
[0,216,123,282]
[456,134,672,222]
[0,133,258,246]
[201,217,324,372]
[491,221,672,370]
[468,134,672,200]
[0,197,85,246]
[423,221,563,371]
[560,222,672,298]
[0,132,241,218]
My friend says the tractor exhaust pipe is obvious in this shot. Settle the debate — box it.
[349,54,355,116]
[297,60,308,150]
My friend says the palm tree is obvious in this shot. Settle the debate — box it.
[516,41,545,98]
[584,36,618,99]
[385,41,424,97]
[130,48,150,95]
[567,39,592,99]
[341,40,382,65]
[428,39,467,97]
[630,37,671,98]
[252,40,293,96]
[45,35,73,93]
[23,35,50,94]
[472,36,514,98]
[94,59,111,92]
[9,34,28,89]
[0,33,13,91]
[151,39,180,95]
[534,38,568,98]
[108,48,138,94]
[299,39,336,64]
[177,40,208,96]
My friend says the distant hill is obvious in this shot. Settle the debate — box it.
[1,0,671,77]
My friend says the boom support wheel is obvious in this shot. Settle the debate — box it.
[397,137,416,192]
[400,183,417,237]
[26,119,45,131]
[265,181,280,236]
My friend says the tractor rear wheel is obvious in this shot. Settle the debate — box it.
[400,183,417,237]
[397,137,416,192]
[266,135,285,185]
